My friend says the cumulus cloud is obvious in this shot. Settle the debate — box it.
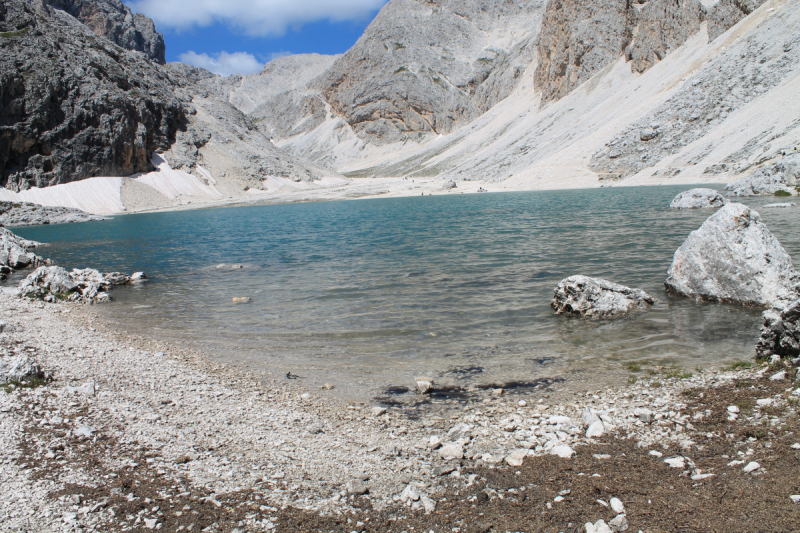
[128,0,388,36]
[180,51,264,76]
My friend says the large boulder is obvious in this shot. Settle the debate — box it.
[665,203,798,307]
[725,153,800,197]
[670,188,727,209]
[551,275,655,320]
[0,228,45,279]
[0,354,42,383]
[18,266,146,303]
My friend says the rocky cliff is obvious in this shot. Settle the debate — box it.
[534,0,766,104]
[0,0,185,191]
[248,0,545,149]
[43,0,166,64]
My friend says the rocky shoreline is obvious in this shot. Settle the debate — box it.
[2,291,800,532]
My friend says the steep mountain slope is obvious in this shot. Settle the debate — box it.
[0,0,346,213]
[244,0,547,169]
[0,0,184,191]
[198,54,340,115]
[43,0,166,64]
[340,0,800,189]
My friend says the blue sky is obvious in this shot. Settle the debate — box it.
[124,0,388,76]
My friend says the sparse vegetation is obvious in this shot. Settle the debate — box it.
[0,29,29,38]
[1,376,46,394]
[664,365,693,379]
[723,360,753,371]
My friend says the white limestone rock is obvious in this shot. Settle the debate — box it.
[665,203,799,307]
[670,188,727,209]
[0,355,42,383]
[552,275,655,320]
[725,153,800,197]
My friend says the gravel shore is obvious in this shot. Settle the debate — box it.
[2,291,798,532]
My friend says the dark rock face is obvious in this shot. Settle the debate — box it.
[43,0,166,64]
[757,299,800,359]
[0,0,186,191]
[535,0,766,105]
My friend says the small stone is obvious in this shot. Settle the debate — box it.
[592,519,613,533]
[770,371,787,381]
[743,461,760,473]
[609,514,628,532]
[74,425,95,438]
[433,465,455,477]
[439,443,464,461]
[634,407,652,424]
[609,497,625,514]
[371,406,387,417]
[415,377,434,394]
[551,445,575,459]
[664,457,685,468]
[505,449,528,467]
[420,494,436,513]
[400,485,420,502]
[345,480,369,495]
[586,420,605,438]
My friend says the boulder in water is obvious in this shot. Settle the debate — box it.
[665,203,798,307]
[551,275,655,320]
[17,266,145,304]
[670,188,727,209]
[0,228,45,273]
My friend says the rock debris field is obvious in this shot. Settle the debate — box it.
[2,293,800,532]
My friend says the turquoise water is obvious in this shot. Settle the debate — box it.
[10,187,798,398]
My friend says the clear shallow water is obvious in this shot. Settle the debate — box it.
[10,187,800,398]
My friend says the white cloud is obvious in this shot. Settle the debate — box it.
[180,51,264,76]
[128,0,388,36]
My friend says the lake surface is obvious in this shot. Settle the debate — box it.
[10,187,799,400]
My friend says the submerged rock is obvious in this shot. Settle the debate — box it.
[551,275,655,320]
[725,153,800,197]
[669,188,727,209]
[17,266,146,304]
[665,203,798,307]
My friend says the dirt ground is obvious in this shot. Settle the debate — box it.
[17,372,799,532]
